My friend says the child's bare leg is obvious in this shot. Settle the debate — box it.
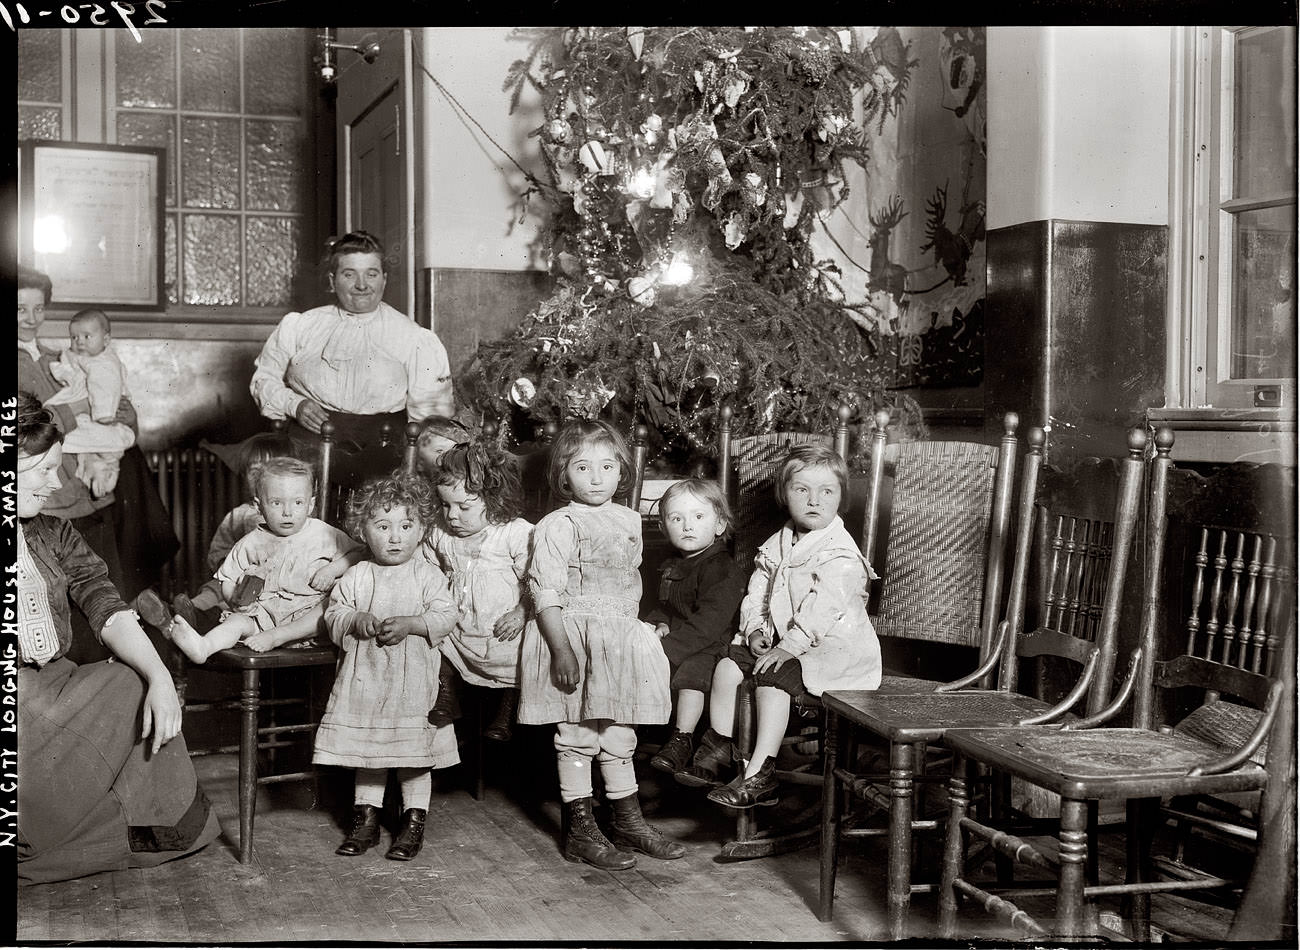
[707,658,744,737]
[746,685,792,777]
[169,613,255,664]
[244,603,325,653]
[674,688,706,733]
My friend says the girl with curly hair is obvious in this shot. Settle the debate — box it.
[424,441,533,741]
[313,474,458,862]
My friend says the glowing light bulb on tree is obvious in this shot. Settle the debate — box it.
[627,167,655,199]
[662,251,694,286]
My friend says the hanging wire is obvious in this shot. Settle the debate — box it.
[409,45,562,201]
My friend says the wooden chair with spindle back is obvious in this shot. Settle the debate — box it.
[819,425,1149,938]
[184,418,345,864]
[935,432,1296,941]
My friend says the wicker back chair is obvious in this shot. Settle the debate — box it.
[720,405,852,570]
[864,410,1019,690]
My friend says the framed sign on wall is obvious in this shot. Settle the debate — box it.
[18,140,166,311]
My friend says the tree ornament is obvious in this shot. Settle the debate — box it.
[545,118,573,145]
[723,212,748,250]
[627,275,657,308]
[509,377,538,408]
[626,26,644,60]
[578,140,611,174]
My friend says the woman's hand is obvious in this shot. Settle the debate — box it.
[352,612,381,639]
[752,646,793,674]
[141,677,183,755]
[492,605,526,641]
[747,629,774,657]
[376,616,423,646]
[549,643,581,692]
[655,622,671,639]
[294,398,330,435]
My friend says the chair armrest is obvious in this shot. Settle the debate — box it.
[1188,680,1281,777]
[1015,647,1100,725]
[936,620,1010,693]
[1061,647,1143,731]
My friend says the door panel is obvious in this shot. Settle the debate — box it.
[346,87,408,316]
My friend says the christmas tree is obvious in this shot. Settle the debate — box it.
[461,26,925,471]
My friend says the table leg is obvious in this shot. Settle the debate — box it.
[817,709,842,921]
[887,739,916,940]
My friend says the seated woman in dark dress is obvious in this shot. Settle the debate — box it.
[16,392,220,884]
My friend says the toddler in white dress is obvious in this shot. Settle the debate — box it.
[313,473,458,861]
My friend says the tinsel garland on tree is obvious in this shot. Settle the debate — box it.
[460,26,926,471]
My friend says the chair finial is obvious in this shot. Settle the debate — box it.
[837,403,853,425]
[1027,426,1046,451]
[320,421,336,443]
[1154,427,1175,457]
[1127,427,1149,456]
[1003,412,1019,435]
[872,408,891,431]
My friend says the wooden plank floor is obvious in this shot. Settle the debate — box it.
[17,740,1236,944]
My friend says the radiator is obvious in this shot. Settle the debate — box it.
[145,447,245,600]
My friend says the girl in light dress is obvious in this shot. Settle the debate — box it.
[690,443,881,809]
[423,440,531,741]
[313,474,458,862]
[517,420,683,870]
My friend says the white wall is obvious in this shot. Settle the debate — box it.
[416,27,545,271]
[987,26,1172,229]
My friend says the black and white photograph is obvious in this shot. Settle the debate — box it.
[8,10,1298,945]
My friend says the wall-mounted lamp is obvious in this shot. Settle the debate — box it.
[316,29,381,83]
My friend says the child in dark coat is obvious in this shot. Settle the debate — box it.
[644,478,748,778]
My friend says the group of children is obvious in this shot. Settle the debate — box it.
[160,414,883,869]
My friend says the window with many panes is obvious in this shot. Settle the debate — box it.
[17,30,68,140]
[114,28,313,308]
[16,28,318,312]
[1171,26,1297,409]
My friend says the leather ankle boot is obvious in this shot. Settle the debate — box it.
[483,688,517,742]
[336,804,381,856]
[428,667,460,727]
[386,808,426,861]
[609,793,686,860]
[562,797,635,870]
[675,727,736,788]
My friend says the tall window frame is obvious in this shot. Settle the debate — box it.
[1169,25,1297,411]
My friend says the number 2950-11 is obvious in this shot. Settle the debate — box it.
[0,1,167,40]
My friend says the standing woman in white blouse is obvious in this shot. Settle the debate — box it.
[250,231,456,489]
